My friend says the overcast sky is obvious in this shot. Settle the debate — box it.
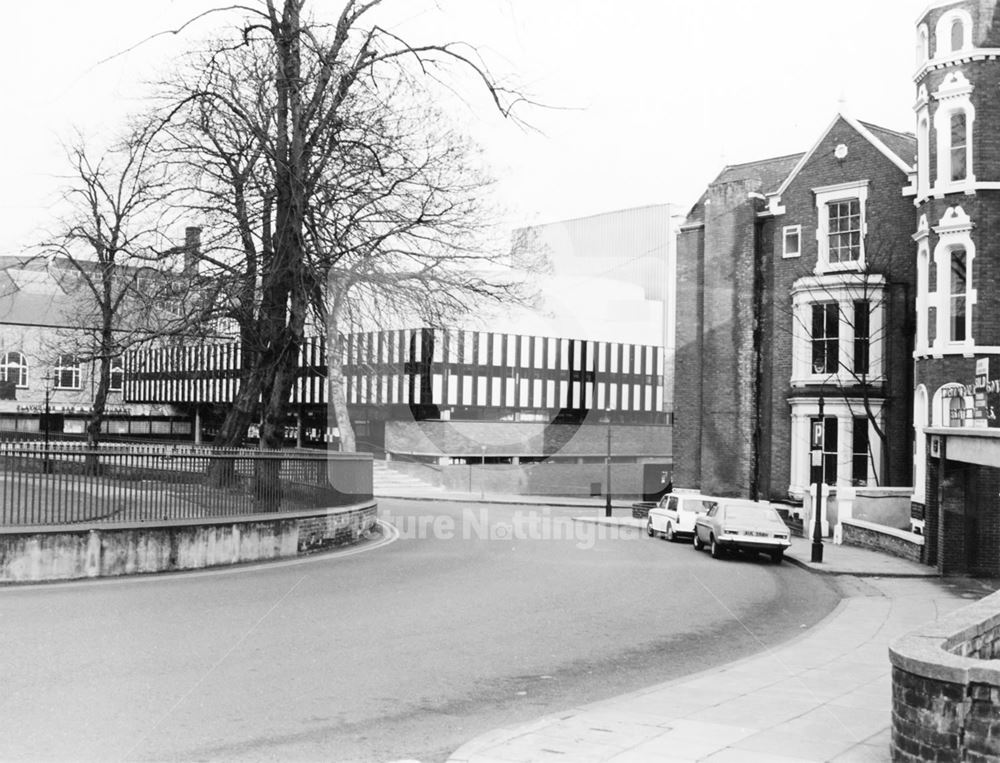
[2,0,932,256]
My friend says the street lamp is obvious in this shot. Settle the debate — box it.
[596,408,615,517]
[810,390,825,563]
[480,444,487,499]
[42,372,57,473]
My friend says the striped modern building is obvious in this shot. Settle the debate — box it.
[127,328,665,424]
[125,327,671,497]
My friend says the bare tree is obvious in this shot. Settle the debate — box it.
[155,0,534,452]
[300,87,544,451]
[38,121,192,448]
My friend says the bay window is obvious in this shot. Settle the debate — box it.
[852,417,869,486]
[811,304,839,375]
[853,301,870,375]
[789,399,885,497]
[791,275,885,386]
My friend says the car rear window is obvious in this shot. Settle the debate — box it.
[681,500,716,512]
[723,505,780,523]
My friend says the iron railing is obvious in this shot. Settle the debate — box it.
[0,442,372,527]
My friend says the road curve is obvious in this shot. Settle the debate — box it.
[0,499,840,762]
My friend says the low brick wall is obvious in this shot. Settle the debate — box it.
[890,590,1000,762]
[840,518,924,563]
[0,501,378,584]
[851,487,913,529]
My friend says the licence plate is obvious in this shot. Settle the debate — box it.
[747,530,767,537]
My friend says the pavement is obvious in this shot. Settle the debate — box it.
[373,489,988,763]
[375,483,993,762]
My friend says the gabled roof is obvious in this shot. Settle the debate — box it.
[858,120,917,166]
[712,153,805,193]
[0,268,80,328]
[684,153,804,224]
[769,113,915,202]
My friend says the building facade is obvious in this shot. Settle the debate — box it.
[126,327,672,497]
[0,258,187,439]
[912,0,1000,576]
[675,115,916,502]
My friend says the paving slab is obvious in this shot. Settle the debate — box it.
[446,513,990,763]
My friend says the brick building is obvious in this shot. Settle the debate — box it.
[675,113,917,502]
[677,0,1000,576]
[912,0,1000,577]
[0,231,200,439]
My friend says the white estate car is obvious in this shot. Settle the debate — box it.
[646,491,719,542]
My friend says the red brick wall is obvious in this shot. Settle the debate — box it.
[673,224,705,489]
[697,180,760,496]
[890,583,1000,762]
[765,117,916,496]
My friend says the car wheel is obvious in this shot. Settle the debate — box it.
[693,532,703,551]
[710,536,724,559]
[771,549,784,564]
[665,523,675,542]
[646,519,654,537]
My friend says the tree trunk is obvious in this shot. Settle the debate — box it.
[327,300,355,452]
[85,319,115,475]
[207,326,264,488]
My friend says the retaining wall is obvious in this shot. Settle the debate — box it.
[0,502,378,584]
[890,589,1000,761]
[840,518,925,563]
[387,460,655,498]
[850,487,913,529]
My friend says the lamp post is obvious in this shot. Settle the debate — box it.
[605,412,612,518]
[480,445,487,499]
[42,373,56,474]
[810,390,825,563]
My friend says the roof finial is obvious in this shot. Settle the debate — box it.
[838,85,849,116]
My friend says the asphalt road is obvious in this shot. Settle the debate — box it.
[0,499,840,762]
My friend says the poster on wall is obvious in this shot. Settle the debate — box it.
[973,358,988,428]
[976,357,1000,428]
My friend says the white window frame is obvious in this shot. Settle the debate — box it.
[109,357,124,392]
[916,111,930,198]
[934,8,973,58]
[916,23,929,66]
[912,384,928,504]
[782,225,802,258]
[788,397,884,499]
[813,181,868,275]
[0,351,28,388]
[930,206,976,356]
[790,274,886,388]
[54,354,81,390]
[932,72,975,195]
[914,215,932,354]
[948,247,969,343]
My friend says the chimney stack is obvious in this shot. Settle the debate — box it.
[183,227,202,275]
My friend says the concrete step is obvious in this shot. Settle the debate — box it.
[371,461,445,496]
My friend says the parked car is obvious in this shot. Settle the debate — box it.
[646,492,718,542]
[632,501,657,519]
[692,499,792,563]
